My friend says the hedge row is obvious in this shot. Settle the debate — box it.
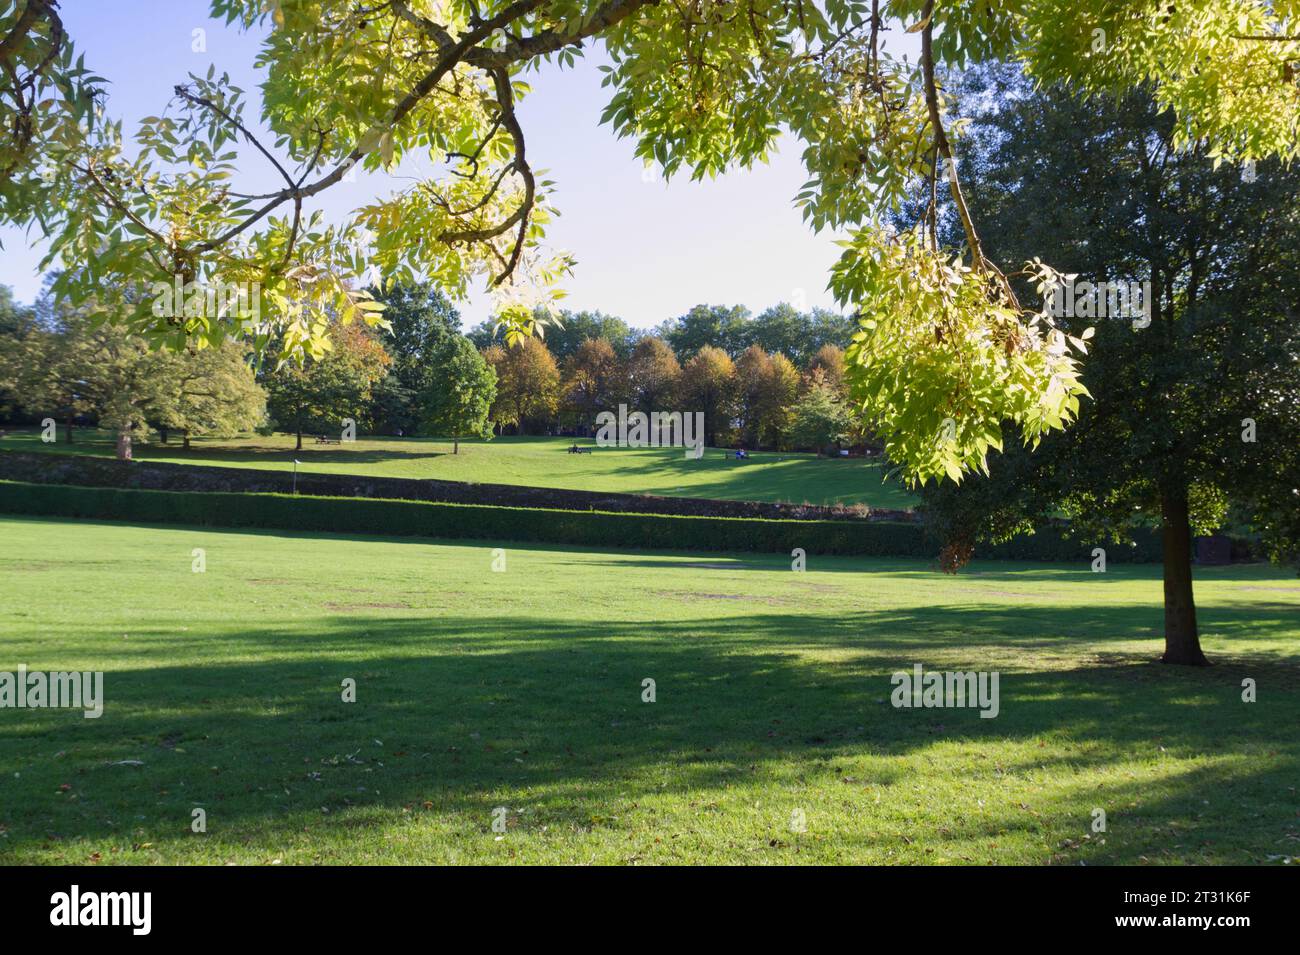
[0,480,925,556]
[0,480,1161,562]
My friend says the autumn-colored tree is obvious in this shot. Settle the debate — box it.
[733,345,769,446]
[679,345,736,447]
[759,352,800,449]
[805,344,848,399]
[622,336,680,410]
[484,335,560,434]
[561,337,619,433]
[734,346,797,448]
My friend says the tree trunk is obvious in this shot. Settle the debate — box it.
[116,427,132,462]
[182,430,191,450]
[1160,484,1208,665]
[159,426,169,444]
[453,434,459,454]
[295,418,303,451]
[65,413,73,443]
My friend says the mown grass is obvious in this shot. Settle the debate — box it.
[0,428,916,510]
[1,515,1296,865]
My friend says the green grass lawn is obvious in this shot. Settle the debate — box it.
[1,515,1296,865]
[0,428,916,510]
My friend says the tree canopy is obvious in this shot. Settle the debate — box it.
[2,0,1297,481]
[920,68,1300,663]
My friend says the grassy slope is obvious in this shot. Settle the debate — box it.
[0,428,916,510]
[0,516,1296,865]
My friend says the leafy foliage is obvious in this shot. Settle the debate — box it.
[790,374,855,455]
[419,335,496,451]
[3,0,1297,480]
[483,335,560,433]
[833,226,1090,484]
[917,64,1300,669]
[263,320,391,447]
[678,344,736,446]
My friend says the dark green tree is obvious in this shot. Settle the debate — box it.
[922,70,1300,666]
[739,304,805,363]
[659,304,750,358]
[467,308,633,362]
[537,309,634,362]
[369,283,461,435]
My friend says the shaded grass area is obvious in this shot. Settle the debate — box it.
[0,516,1296,865]
[0,428,915,509]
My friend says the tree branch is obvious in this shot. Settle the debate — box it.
[438,66,535,286]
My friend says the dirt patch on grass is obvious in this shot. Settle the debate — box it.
[2,560,72,572]
[323,601,411,612]
[952,585,1072,600]
[651,589,792,606]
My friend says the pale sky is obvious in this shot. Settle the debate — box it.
[0,2,918,329]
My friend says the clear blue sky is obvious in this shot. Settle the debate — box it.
[0,1,911,330]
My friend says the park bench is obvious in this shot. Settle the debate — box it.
[315,435,341,445]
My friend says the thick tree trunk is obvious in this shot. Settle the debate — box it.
[295,419,303,451]
[159,426,169,444]
[115,427,132,462]
[182,430,191,450]
[1160,484,1208,666]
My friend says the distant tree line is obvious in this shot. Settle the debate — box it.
[2,281,863,457]
[467,303,856,369]
[467,303,863,452]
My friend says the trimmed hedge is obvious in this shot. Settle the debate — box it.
[0,480,928,557]
[0,480,1161,562]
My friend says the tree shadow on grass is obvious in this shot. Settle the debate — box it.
[177,446,451,467]
[586,449,912,507]
[0,430,453,467]
[0,606,1295,863]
